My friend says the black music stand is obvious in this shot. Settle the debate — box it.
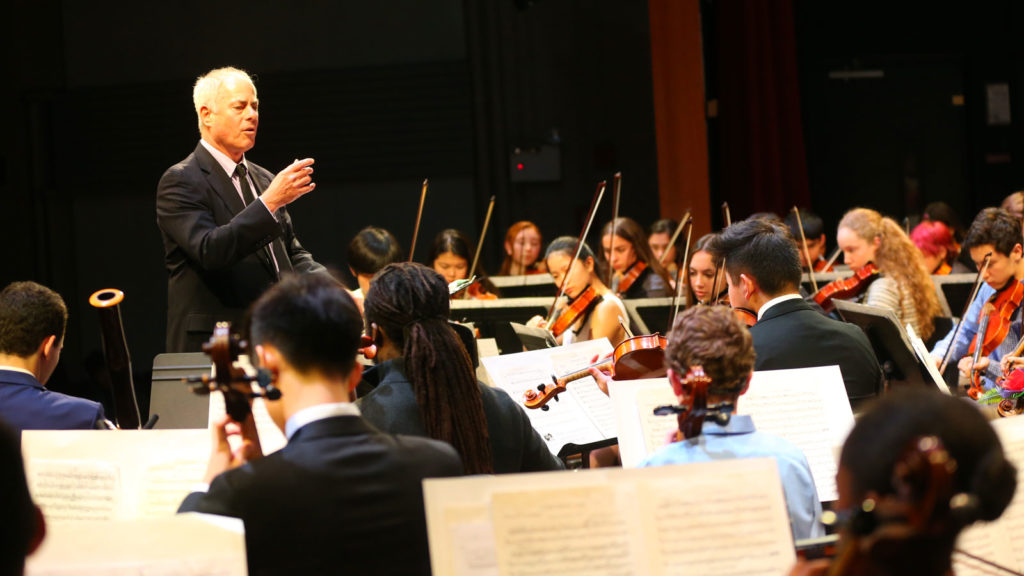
[149,352,211,429]
[833,300,949,393]
[509,322,558,351]
[932,273,978,319]
[489,275,558,298]
[623,297,679,335]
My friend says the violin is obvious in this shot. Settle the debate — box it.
[615,260,647,296]
[965,279,1024,399]
[523,332,668,410]
[733,306,757,328]
[183,322,281,422]
[813,263,881,314]
[812,257,835,273]
[651,365,733,439]
[933,261,952,275]
[549,285,601,338]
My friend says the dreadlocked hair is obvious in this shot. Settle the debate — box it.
[365,262,494,474]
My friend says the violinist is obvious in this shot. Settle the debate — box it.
[358,263,562,473]
[638,305,823,541]
[708,219,882,407]
[527,236,627,346]
[784,209,833,272]
[497,221,546,276]
[789,389,1016,576]
[909,220,968,275]
[836,208,941,341]
[346,226,403,309]
[600,217,673,298]
[0,281,109,432]
[931,208,1024,393]
[648,218,683,280]
[427,228,498,299]
[178,273,464,575]
[685,234,726,307]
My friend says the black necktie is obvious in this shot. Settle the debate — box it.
[234,163,257,206]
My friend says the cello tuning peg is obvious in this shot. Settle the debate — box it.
[537,383,547,392]
[541,405,550,412]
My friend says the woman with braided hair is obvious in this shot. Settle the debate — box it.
[357,262,562,474]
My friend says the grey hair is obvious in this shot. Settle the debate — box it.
[192,67,255,133]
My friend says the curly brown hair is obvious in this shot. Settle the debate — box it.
[839,208,941,340]
[664,306,754,395]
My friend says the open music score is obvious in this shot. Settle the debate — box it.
[954,415,1024,575]
[480,339,616,454]
[610,365,854,502]
[22,429,209,522]
[424,458,795,576]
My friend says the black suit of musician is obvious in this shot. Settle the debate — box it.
[156,67,325,353]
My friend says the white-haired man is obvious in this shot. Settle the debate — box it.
[156,67,326,352]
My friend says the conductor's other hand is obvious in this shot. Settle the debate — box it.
[261,158,315,213]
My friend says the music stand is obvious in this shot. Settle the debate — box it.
[489,275,557,298]
[833,300,947,393]
[149,353,211,429]
[932,273,978,319]
[622,297,679,335]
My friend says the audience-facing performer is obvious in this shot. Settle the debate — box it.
[358,263,563,474]
[0,282,106,432]
[178,273,462,576]
[0,419,46,576]
[836,207,941,340]
[428,228,497,298]
[648,218,683,281]
[685,234,726,307]
[789,389,1016,576]
[931,208,1024,392]
[785,209,832,272]
[599,217,672,298]
[156,66,326,353]
[910,220,967,275]
[708,219,883,407]
[641,305,823,541]
[498,221,546,276]
[528,237,627,346]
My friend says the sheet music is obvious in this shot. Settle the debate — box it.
[481,339,615,453]
[23,429,209,521]
[611,366,853,502]
[907,323,951,394]
[25,514,246,576]
[27,460,120,521]
[424,458,795,576]
[208,392,287,455]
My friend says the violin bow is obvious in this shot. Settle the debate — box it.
[938,252,992,374]
[465,195,496,298]
[606,172,622,287]
[792,207,819,294]
[408,179,429,262]
[669,212,693,331]
[822,245,842,272]
[660,210,690,267]
[709,202,731,305]
[545,181,607,325]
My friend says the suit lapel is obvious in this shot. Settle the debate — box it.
[195,144,248,217]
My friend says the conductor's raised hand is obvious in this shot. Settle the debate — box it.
[261,158,316,213]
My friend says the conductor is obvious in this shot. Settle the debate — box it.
[156,66,325,352]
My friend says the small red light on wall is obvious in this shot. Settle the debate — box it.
[516,163,524,171]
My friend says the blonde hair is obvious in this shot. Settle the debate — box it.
[839,207,941,339]
[192,67,255,133]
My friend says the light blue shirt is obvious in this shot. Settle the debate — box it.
[931,283,1022,391]
[640,414,824,541]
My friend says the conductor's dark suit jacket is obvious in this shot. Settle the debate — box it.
[156,143,325,353]
[178,415,463,576]
[751,297,883,407]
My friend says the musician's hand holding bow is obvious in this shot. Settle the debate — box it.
[958,355,989,379]
[526,315,549,330]
[1001,355,1024,376]
[261,158,316,213]
[203,412,263,483]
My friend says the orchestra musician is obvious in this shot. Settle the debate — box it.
[346,226,403,312]
[497,221,547,276]
[648,218,683,280]
[685,234,727,307]
[910,220,968,275]
[357,263,563,474]
[178,273,463,576]
[527,237,627,346]
[0,419,45,576]
[599,217,673,298]
[707,218,883,407]
[156,67,327,353]
[0,281,108,432]
[931,208,1024,393]
[427,228,497,298]
[638,305,823,541]
[789,388,1016,576]
[785,209,833,272]
[836,207,941,341]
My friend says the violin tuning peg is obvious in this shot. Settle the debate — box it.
[541,405,550,412]
[537,383,547,393]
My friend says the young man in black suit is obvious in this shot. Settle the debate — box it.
[178,273,463,575]
[156,67,326,353]
[708,219,883,408]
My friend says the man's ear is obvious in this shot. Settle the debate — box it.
[39,335,57,359]
[256,344,280,373]
[667,368,684,400]
[199,105,213,129]
[738,373,752,396]
[1013,243,1023,260]
[739,273,757,300]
